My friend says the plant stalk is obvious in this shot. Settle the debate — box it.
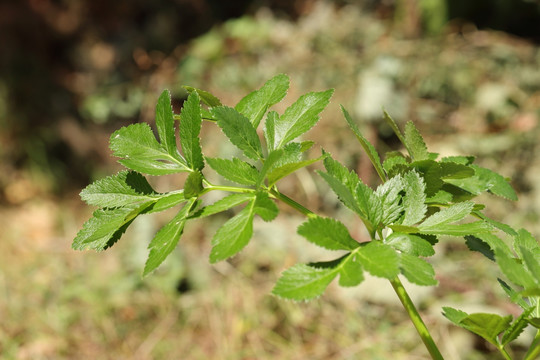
[524,330,540,360]
[389,277,444,360]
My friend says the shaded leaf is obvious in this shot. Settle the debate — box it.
[253,192,279,221]
[501,308,533,345]
[155,89,177,157]
[184,171,203,198]
[338,255,364,287]
[183,86,222,107]
[495,247,537,289]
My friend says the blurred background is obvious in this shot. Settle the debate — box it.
[1,0,539,359]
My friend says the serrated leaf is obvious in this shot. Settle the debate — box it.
[465,236,495,261]
[206,157,259,186]
[341,105,386,181]
[411,160,443,196]
[376,175,405,225]
[143,198,196,276]
[529,318,540,328]
[179,91,204,170]
[383,111,407,147]
[514,229,540,258]
[209,199,256,263]
[298,216,360,251]
[184,171,203,198]
[323,153,360,192]
[419,221,491,236]
[355,182,383,228]
[148,192,186,213]
[256,149,284,187]
[155,89,178,157]
[212,106,263,160]
[110,123,190,175]
[441,156,475,165]
[385,233,435,257]
[383,154,408,175]
[73,203,153,251]
[495,247,537,289]
[80,171,158,208]
[399,253,438,286]
[443,307,512,346]
[357,241,399,279]
[272,263,339,301]
[183,86,222,107]
[501,308,533,345]
[419,201,474,229]
[193,193,254,219]
[426,190,453,204]
[253,192,279,221]
[267,157,322,187]
[404,121,429,161]
[458,313,513,346]
[444,165,517,201]
[520,246,540,286]
[402,171,427,226]
[440,162,475,179]
[274,89,334,149]
[338,255,364,287]
[318,171,361,214]
[264,110,277,152]
[235,74,289,127]
[498,279,529,309]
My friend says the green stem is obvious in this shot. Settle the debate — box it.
[390,277,445,360]
[524,330,540,360]
[269,189,316,218]
[497,345,512,360]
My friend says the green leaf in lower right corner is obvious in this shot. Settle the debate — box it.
[443,307,513,347]
[272,263,339,301]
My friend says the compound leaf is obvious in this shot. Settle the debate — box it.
[143,198,196,276]
[206,157,259,186]
[80,171,158,208]
[236,74,289,127]
[357,241,399,279]
[272,263,339,301]
[297,216,360,251]
[212,106,263,160]
[274,89,334,149]
[402,171,427,226]
[110,123,190,175]
[179,91,204,170]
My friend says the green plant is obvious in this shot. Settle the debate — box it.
[75,74,540,359]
